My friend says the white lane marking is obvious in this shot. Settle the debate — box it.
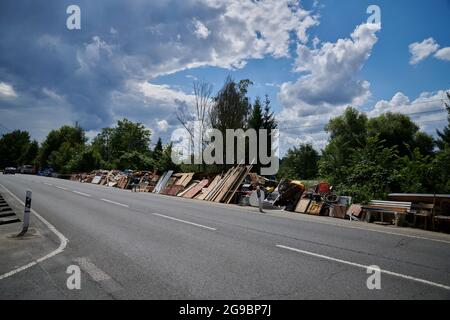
[301,220,450,245]
[44,182,53,186]
[276,244,450,291]
[74,257,111,282]
[0,183,69,280]
[55,186,68,191]
[100,198,129,208]
[151,212,216,231]
[72,190,91,197]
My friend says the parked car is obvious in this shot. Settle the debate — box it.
[3,167,17,174]
[19,165,35,174]
[37,167,54,177]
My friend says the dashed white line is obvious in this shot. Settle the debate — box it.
[276,244,450,291]
[55,186,68,191]
[74,257,111,282]
[151,212,216,231]
[72,190,91,197]
[100,198,129,208]
[0,183,69,280]
[44,182,53,186]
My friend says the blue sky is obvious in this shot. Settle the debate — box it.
[0,0,449,154]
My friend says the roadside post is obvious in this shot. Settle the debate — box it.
[17,190,32,237]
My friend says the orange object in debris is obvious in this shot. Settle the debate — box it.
[317,182,330,195]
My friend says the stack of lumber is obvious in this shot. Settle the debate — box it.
[182,179,209,199]
[202,164,253,204]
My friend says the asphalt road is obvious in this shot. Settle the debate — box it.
[1,174,450,300]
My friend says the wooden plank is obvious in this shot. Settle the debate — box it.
[295,198,311,213]
[177,182,198,197]
[205,168,235,201]
[225,164,253,204]
[182,179,209,198]
[213,166,242,203]
[197,175,221,200]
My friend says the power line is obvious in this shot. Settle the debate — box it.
[279,107,448,132]
[281,117,448,136]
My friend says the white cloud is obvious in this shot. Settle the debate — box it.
[193,18,210,39]
[435,47,450,61]
[146,0,319,76]
[280,23,380,111]
[136,82,195,105]
[409,38,440,65]
[157,120,169,132]
[0,82,17,98]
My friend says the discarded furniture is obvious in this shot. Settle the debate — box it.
[295,198,311,214]
[363,200,412,225]
[329,204,347,219]
[412,203,434,230]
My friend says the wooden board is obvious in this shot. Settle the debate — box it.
[295,198,311,213]
[213,166,243,203]
[307,201,323,215]
[177,182,198,197]
[225,165,253,204]
[182,179,209,198]
[197,175,221,200]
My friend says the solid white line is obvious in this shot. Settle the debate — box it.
[0,183,69,280]
[151,212,216,231]
[306,220,450,245]
[100,198,129,208]
[276,244,450,291]
[55,186,68,191]
[72,190,91,197]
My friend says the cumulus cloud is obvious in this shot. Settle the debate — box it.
[0,82,17,98]
[409,38,440,64]
[276,22,381,153]
[279,23,380,111]
[435,47,450,61]
[0,0,318,142]
[157,120,169,132]
[192,18,210,39]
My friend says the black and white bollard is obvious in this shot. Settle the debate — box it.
[17,190,31,237]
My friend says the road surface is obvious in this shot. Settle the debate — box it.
[1,174,450,299]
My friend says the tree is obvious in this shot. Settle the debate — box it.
[109,119,151,160]
[436,92,450,150]
[432,145,450,193]
[92,119,152,169]
[118,151,151,170]
[38,125,86,170]
[91,127,113,163]
[209,77,253,168]
[152,143,179,173]
[278,144,319,180]
[66,147,103,173]
[396,148,434,193]
[319,107,368,182]
[368,112,422,156]
[262,95,277,131]
[0,130,36,168]
[413,131,435,156]
[153,137,163,158]
[209,77,252,132]
[248,97,264,130]
[176,80,213,157]
[338,136,399,203]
